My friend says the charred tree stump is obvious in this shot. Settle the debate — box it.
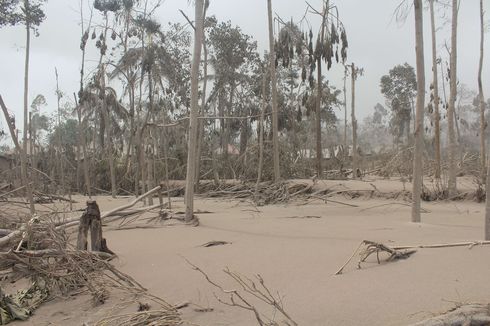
[77,200,112,254]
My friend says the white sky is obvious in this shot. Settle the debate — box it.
[0,0,489,136]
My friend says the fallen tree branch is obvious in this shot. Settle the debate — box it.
[360,202,430,213]
[336,240,490,275]
[335,240,417,275]
[183,256,297,326]
[393,240,490,250]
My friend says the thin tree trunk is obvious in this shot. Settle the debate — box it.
[267,0,281,182]
[74,92,91,197]
[412,0,426,223]
[447,0,458,197]
[22,0,35,214]
[194,6,208,191]
[314,2,328,178]
[485,153,490,240]
[29,112,36,190]
[147,136,154,206]
[184,0,205,222]
[343,65,348,148]
[478,0,486,182]
[55,68,66,196]
[256,70,267,193]
[351,63,358,179]
[429,0,441,180]
[146,69,155,205]
[315,47,324,178]
[162,125,172,209]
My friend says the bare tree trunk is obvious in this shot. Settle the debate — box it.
[256,70,267,193]
[77,0,92,197]
[195,38,208,191]
[447,0,458,197]
[147,137,154,206]
[429,0,441,180]
[184,0,205,222]
[315,42,324,178]
[55,68,66,197]
[343,65,348,148]
[267,0,281,182]
[29,112,36,190]
[0,96,21,153]
[411,0,426,223]
[351,63,358,179]
[162,125,172,209]
[81,108,91,197]
[22,1,35,215]
[478,0,486,182]
[486,156,490,240]
[314,2,328,178]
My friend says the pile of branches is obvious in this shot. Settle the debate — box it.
[198,181,313,205]
[0,210,181,325]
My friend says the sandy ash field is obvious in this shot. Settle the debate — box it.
[4,177,490,326]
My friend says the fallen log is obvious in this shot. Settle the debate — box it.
[0,185,165,248]
[55,185,165,230]
[335,240,490,275]
[0,249,114,260]
[410,303,490,326]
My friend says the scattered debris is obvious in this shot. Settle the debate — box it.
[201,240,231,247]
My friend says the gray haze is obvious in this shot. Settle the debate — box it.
[0,0,489,138]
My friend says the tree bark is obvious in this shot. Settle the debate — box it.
[351,63,358,179]
[478,0,486,182]
[267,0,281,182]
[411,0,426,223]
[184,0,205,222]
[77,200,103,251]
[22,0,35,215]
[429,0,441,180]
[447,0,458,197]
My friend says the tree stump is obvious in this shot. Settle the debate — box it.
[77,200,112,254]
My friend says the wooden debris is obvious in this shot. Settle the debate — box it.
[335,240,417,275]
[336,240,490,275]
[410,303,490,326]
[201,240,231,247]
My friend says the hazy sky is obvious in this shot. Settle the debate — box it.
[0,0,489,136]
